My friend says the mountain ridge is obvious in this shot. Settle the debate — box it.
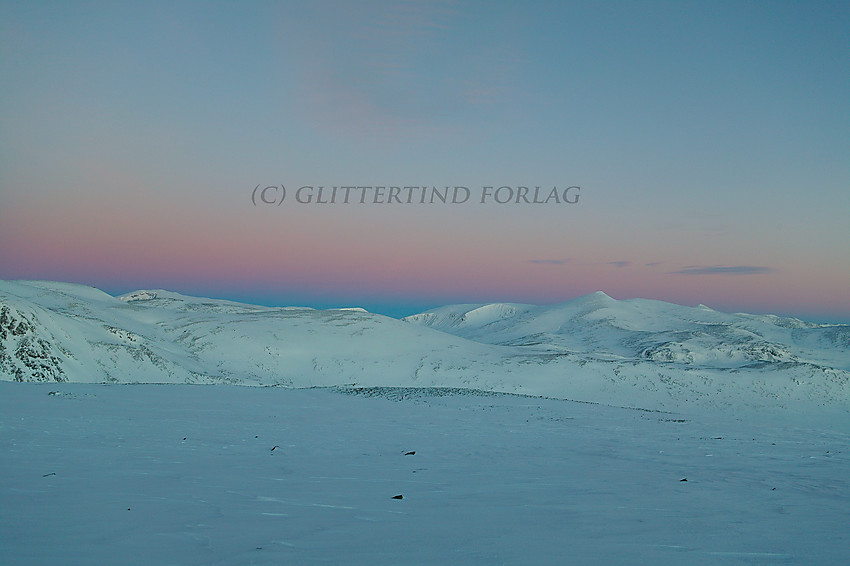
[2,280,848,411]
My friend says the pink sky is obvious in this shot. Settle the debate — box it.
[1,2,848,322]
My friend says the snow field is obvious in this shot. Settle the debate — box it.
[2,383,849,565]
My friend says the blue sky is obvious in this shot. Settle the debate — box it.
[1,1,848,321]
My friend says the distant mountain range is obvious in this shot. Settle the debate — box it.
[2,280,848,411]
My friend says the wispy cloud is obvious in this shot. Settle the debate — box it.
[608,261,631,268]
[291,1,522,137]
[529,258,570,265]
[673,265,775,276]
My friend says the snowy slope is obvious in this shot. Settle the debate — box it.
[0,280,511,389]
[1,280,849,411]
[403,293,850,370]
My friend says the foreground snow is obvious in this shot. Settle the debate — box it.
[2,383,849,565]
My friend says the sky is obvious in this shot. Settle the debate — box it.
[1,1,848,322]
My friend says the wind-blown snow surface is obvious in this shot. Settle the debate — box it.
[2,280,848,411]
[2,383,849,565]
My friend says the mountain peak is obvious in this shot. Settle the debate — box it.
[566,291,616,308]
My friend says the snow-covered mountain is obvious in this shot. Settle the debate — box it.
[402,292,850,371]
[0,280,510,390]
[2,280,848,411]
